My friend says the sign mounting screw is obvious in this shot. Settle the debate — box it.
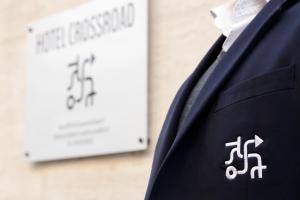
[28,27,33,33]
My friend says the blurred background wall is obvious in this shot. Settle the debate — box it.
[0,0,221,199]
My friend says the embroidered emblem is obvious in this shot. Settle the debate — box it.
[225,135,267,180]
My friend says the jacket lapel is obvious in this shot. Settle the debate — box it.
[152,35,225,167]
[147,0,288,199]
[145,35,225,199]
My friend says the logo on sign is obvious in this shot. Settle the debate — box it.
[66,53,97,110]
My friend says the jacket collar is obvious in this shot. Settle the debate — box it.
[146,0,288,199]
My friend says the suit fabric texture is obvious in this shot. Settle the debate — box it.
[145,0,300,199]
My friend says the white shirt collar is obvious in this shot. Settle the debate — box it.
[210,0,270,52]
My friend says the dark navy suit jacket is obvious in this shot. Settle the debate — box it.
[145,0,300,199]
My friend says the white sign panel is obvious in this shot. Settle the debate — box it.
[26,0,148,162]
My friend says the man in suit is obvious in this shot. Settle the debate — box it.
[145,0,300,199]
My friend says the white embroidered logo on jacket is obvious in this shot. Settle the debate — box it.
[225,135,267,180]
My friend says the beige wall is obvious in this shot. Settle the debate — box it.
[0,0,221,199]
